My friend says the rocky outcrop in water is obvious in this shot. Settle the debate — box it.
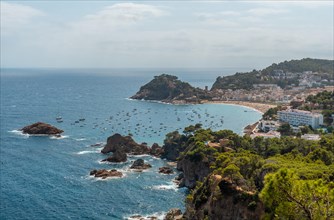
[164,208,183,220]
[183,175,264,220]
[21,122,63,135]
[150,143,164,157]
[101,133,150,155]
[101,150,127,163]
[90,169,123,179]
[130,159,152,171]
[158,167,174,174]
[131,74,212,104]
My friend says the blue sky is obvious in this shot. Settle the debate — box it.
[1,1,333,69]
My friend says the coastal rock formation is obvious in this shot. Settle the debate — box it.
[164,208,183,220]
[177,157,211,189]
[129,215,157,220]
[101,150,127,163]
[21,122,63,135]
[131,74,212,104]
[161,131,188,161]
[130,159,152,171]
[183,175,264,220]
[90,169,123,179]
[150,143,164,157]
[101,133,150,155]
[158,167,174,174]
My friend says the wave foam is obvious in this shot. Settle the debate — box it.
[152,183,178,191]
[9,129,29,138]
[125,212,166,220]
[50,135,69,140]
[74,138,86,141]
[77,147,103,155]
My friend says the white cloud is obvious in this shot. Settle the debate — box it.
[195,7,288,27]
[83,3,167,25]
[247,8,288,16]
[247,0,333,9]
[0,2,44,34]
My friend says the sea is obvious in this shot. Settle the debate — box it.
[0,68,261,219]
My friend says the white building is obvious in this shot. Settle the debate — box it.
[301,134,321,141]
[259,120,280,132]
[277,109,323,129]
[250,131,281,139]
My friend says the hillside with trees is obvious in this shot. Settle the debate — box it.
[211,58,334,90]
[162,125,334,219]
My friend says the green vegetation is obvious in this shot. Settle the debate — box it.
[261,58,334,75]
[211,58,333,90]
[166,125,334,219]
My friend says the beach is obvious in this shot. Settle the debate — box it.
[206,101,277,114]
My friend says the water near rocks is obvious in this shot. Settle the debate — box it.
[0,69,261,219]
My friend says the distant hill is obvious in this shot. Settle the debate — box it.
[211,58,334,90]
[131,74,211,104]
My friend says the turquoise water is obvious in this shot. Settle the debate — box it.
[0,69,261,219]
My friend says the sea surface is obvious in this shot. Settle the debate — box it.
[0,68,261,219]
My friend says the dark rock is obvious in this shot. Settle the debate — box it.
[150,143,164,157]
[175,173,184,181]
[101,133,150,155]
[21,122,63,135]
[90,142,103,147]
[90,169,122,179]
[164,208,182,220]
[177,157,211,189]
[130,159,152,171]
[129,215,157,220]
[101,150,127,163]
[183,175,264,220]
[159,167,174,174]
[130,74,212,104]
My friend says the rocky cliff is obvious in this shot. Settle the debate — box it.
[131,74,211,104]
[177,157,211,188]
[184,174,264,220]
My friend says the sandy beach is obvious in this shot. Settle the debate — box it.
[206,101,277,114]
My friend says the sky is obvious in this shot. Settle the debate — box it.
[1,1,333,69]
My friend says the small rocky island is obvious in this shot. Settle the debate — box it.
[130,159,152,171]
[90,169,123,179]
[131,74,212,104]
[100,133,163,163]
[21,122,63,136]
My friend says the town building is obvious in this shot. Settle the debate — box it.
[301,134,321,141]
[250,131,281,139]
[259,120,280,132]
[277,109,323,128]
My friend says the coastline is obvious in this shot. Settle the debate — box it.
[128,98,277,113]
[204,100,277,114]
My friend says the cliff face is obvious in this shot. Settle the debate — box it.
[184,175,264,220]
[131,74,211,103]
[177,157,211,188]
[161,131,188,161]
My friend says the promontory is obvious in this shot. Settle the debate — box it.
[130,74,212,104]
